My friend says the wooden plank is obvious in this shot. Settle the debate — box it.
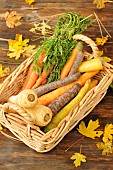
[0,0,113,169]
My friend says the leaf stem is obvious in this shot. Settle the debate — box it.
[65,136,85,152]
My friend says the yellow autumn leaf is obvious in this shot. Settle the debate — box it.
[95,35,109,46]
[7,34,29,60]
[102,124,113,143]
[0,124,2,131]
[98,51,111,62]
[25,0,36,5]
[0,64,10,78]
[77,120,103,139]
[70,152,86,167]
[96,140,113,155]
[93,0,109,9]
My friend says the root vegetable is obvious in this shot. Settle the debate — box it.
[34,72,81,97]
[69,51,84,75]
[78,58,103,72]
[48,83,81,116]
[43,79,91,132]
[26,104,52,127]
[60,42,83,79]
[8,89,38,109]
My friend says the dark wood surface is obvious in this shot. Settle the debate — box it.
[0,1,113,170]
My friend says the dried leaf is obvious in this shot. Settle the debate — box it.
[77,120,103,139]
[4,11,22,28]
[0,64,10,78]
[93,0,109,9]
[70,152,86,167]
[29,20,52,36]
[95,36,109,46]
[22,45,36,57]
[96,141,113,155]
[7,34,29,60]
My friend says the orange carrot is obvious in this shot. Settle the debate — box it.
[38,71,98,106]
[37,50,46,68]
[21,51,46,90]
[41,78,48,85]
[60,42,83,79]
[32,65,53,89]
[21,66,39,90]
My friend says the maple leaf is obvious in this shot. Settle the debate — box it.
[70,152,86,167]
[7,34,29,60]
[25,0,36,5]
[0,64,10,78]
[4,11,22,28]
[77,120,103,139]
[102,124,113,143]
[93,0,109,9]
[96,124,113,155]
[96,141,113,155]
[95,35,109,46]
[0,124,2,131]
[29,20,52,36]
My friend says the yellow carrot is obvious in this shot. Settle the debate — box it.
[60,42,83,79]
[44,79,91,133]
[38,71,98,106]
[78,58,103,73]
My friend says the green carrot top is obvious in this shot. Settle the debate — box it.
[33,12,93,82]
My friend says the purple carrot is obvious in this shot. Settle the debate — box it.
[69,51,84,75]
[34,72,81,97]
[47,83,81,116]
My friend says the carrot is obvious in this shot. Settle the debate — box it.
[32,65,53,89]
[68,51,84,75]
[38,71,98,106]
[78,58,103,73]
[21,50,46,90]
[75,70,98,86]
[21,66,39,90]
[48,83,81,116]
[43,79,91,133]
[41,79,48,85]
[37,50,46,68]
[60,42,83,79]
[88,79,98,91]
[34,72,81,97]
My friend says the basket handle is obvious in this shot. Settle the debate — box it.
[73,34,99,58]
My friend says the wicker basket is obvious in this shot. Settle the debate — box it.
[0,34,113,153]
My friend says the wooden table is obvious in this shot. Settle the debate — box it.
[0,1,113,170]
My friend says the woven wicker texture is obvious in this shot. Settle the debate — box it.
[0,34,113,153]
